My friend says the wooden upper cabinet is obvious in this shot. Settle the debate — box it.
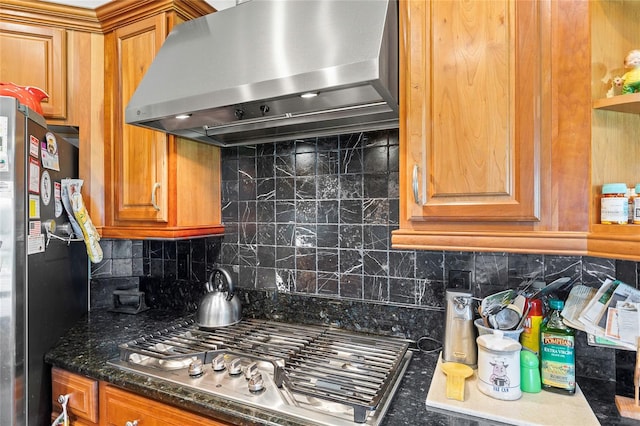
[102,2,223,239]
[402,0,541,222]
[588,0,640,261]
[107,15,169,224]
[394,0,591,254]
[0,21,67,119]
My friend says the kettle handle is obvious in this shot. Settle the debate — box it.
[206,267,235,301]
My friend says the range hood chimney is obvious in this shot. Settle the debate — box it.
[125,0,398,147]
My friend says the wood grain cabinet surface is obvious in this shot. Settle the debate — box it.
[0,21,67,119]
[393,0,595,256]
[101,1,224,239]
[51,367,99,425]
[588,0,640,261]
[99,383,232,426]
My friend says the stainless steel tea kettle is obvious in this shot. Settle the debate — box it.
[196,267,241,328]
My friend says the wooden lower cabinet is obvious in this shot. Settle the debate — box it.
[52,368,233,426]
[99,383,231,426]
[51,367,99,425]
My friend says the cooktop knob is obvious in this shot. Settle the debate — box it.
[212,354,226,372]
[228,357,243,376]
[248,372,265,393]
[188,359,204,377]
[244,362,258,380]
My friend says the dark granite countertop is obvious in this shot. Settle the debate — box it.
[46,309,629,426]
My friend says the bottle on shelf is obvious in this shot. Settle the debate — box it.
[634,184,640,224]
[600,183,629,225]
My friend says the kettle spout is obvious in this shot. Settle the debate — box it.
[25,86,50,102]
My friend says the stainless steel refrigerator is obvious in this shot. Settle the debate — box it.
[0,96,89,425]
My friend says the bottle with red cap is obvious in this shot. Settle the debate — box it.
[520,298,543,356]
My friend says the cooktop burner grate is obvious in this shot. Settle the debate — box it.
[274,330,410,423]
[111,318,412,425]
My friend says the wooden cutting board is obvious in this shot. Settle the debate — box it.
[426,354,600,425]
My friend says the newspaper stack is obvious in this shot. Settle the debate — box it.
[562,279,639,351]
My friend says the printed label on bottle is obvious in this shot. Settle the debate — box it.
[541,332,575,390]
[601,198,628,224]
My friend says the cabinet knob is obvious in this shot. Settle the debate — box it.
[125,421,139,426]
[412,164,422,204]
[151,182,161,211]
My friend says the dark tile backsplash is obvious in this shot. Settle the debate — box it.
[91,129,640,386]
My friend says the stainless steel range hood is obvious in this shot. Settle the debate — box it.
[125,0,398,147]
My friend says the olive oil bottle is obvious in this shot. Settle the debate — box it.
[540,299,576,394]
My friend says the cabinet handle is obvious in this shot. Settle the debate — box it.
[412,164,421,204]
[151,182,161,211]
[125,421,139,426]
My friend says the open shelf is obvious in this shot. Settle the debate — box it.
[593,93,640,114]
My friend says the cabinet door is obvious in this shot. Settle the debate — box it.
[0,22,67,119]
[110,15,168,223]
[51,367,99,425]
[401,0,542,223]
[100,384,232,426]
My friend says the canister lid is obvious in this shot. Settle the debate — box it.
[602,183,628,194]
[477,330,522,352]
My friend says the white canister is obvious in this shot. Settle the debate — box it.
[476,330,522,401]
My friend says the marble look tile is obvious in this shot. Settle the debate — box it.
[276,223,296,246]
[276,177,295,199]
[256,178,275,200]
[615,259,638,287]
[275,201,295,223]
[238,157,256,179]
[295,247,316,271]
[317,200,339,223]
[317,272,338,295]
[389,251,416,279]
[222,200,239,222]
[295,200,316,223]
[295,270,316,293]
[257,245,275,268]
[363,198,389,224]
[363,275,389,302]
[582,256,616,287]
[295,152,316,176]
[340,199,362,224]
[340,145,363,174]
[317,151,339,175]
[316,248,339,273]
[339,224,362,248]
[388,277,418,305]
[415,251,445,281]
[316,224,338,248]
[275,246,296,269]
[238,201,257,222]
[340,274,363,298]
[238,244,257,267]
[340,249,363,275]
[256,201,275,223]
[275,153,295,178]
[221,157,238,181]
[256,223,275,246]
[255,267,276,289]
[339,175,363,199]
[363,250,388,276]
[363,146,388,171]
[363,225,389,250]
[256,155,274,179]
[316,175,339,199]
[238,177,256,200]
[296,177,316,200]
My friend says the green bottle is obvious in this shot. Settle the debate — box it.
[540,299,576,394]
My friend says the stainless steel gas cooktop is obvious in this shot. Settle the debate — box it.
[108,319,412,426]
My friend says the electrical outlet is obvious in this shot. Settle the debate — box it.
[448,270,472,290]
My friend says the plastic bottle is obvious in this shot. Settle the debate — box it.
[540,299,576,394]
[629,187,636,224]
[634,184,640,224]
[520,298,543,356]
[601,183,628,224]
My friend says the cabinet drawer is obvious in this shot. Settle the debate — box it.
[100,384,230,426]
[51,367,98,424]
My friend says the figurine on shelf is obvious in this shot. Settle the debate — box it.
[612,49,640,95]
